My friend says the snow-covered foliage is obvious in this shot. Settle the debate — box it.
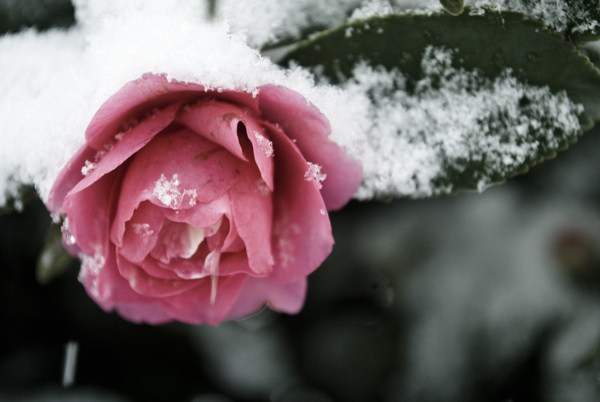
[343,47,583,198]
[0,0,343,205]
[467,0,600,39]
[0,0,597,206]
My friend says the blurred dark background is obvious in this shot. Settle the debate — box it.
[2,1,600,401]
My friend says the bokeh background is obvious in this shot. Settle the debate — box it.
[2,1,600,401]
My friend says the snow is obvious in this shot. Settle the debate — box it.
[218,1,442,49]
[217,0,364,48]
[78,245,105,298]
[304,162,327,190]
[466,0,600,38]
[0,0,592,206]
[153,174,198,209]
[254,132,274,158]
[0,28,87,206]
[131,223,154,237]
[349,0,394,22]
[0,0,339,206]
[341,47,583,199]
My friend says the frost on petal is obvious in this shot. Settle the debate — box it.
[254,131,274,157]
[304,162,327,190]
[153,173,198,209]
[258,85,362,210]
[78,246,106,300]
[81,160,97,176]
[132,223,155,237]
[267,120,333,284]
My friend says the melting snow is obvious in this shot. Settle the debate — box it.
[61,217,76,245]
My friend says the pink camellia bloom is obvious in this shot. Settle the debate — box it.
[47,73,362,325]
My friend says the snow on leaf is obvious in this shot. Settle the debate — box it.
[283,10,600,198]
[466,0,600,43]
[343,47,583,198]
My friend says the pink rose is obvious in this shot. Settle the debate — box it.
[47,73,362,325]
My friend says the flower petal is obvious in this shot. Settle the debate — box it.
[112,303,174,325]
[110,128,241,246]
[160,273,248,325]
[118,201,164,263]
[81,245,154,306]
[178,101,274,190]
[67,101,182,198]
[225,276,307,320]
[86,73,260,150]
[229,162,274,276]
[47,144,96,213]
[116,253,203,298]
[267,122,334,284]
[258,84,363,210]
[63,170,122,257]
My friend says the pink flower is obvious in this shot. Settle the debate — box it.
[47,73,362,325]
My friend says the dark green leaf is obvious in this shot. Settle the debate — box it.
[285,9,600,125]
[282,9,600,196]
[0,184,37,215]
[0,0,75,34]
[36,221,74,285]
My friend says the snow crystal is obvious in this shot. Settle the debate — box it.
[81,160,96,176]
[217,0,364,48]
[466,0,600,38]
[132,223,154,237]
[254,131,274,157]
[304,162,327,190]
[78,246,106,299]
[349,0,394,22]
[218,0,442,48]
[153,173,198,209]
[341,46,583,198]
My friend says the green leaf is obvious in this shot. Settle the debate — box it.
[470,1,600,45]
[285,9,600,125]
[540,0,600,45]
[282,9,600,197]
[36,221,74,285]
[0,184,37,215]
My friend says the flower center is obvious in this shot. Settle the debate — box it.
[151,218,222,263]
